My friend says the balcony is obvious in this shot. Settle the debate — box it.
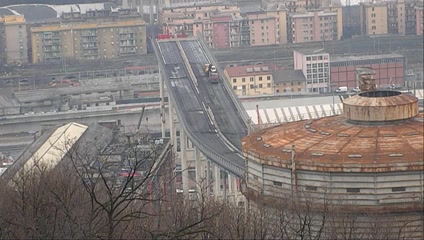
[44,46,60,52]
[43,39,60,46]
[43,33,60,40]
[82,43,98,50]
[119,47,136,55]
[82,36,98,43]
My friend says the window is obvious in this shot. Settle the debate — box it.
[250,77,254,82]
[258,84,263,88]
[306,56,311,61]
[273,181,282,186]
[242,85,246,90]
[305,186,317,191]
[298,88,301,91]
[297,82,301,85]
[267,83,271,88]
[267,76,271,80]
[233,86,237,90]
[232,78,237,83]
[250,84,255,89]
[242,78,246,82]
[392,187,406,192]
[372,26,376,30]
[347,188,360,193]
[259,77,263,81]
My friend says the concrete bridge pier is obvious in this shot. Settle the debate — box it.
[159,67,166,138]
[214,164,220,199]
[180,130,190,195]
[194,148,206,193]
[206,160,211,196]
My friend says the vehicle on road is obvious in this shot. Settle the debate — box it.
[335,86,348,93]
[204,64,219,84]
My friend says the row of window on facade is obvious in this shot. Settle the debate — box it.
[272,181,407,193]
[232,75,271,83]
[233,83,272,90]
[330,58,404,67]
[306,56,329,61]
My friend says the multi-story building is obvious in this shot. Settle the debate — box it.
[160,4,241,35]
[283,0,343,44]
[272,69,307,93]
[360,2,388,35]
[289,9,340,43]
[415,2,423,35]
[361,0,422,36]
[293,49,330,93]
[224,64,276,96]
[30,19,146,63]
[0,15,28,65]
[330,53,406,90]
[259,0,288,45]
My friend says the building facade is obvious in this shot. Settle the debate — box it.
[224,64,276,96]
[0,15,28,65]
[272,69,307,94]
[30,19,146,63]
[361,0,422,36]
[360,2,388,35]
[293,49,330,93]
[330,53,406,90]
[289,10,340,43]
[417,4,424,35]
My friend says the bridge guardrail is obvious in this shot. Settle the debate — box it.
[195,32,252,133]
[151,38,244,177]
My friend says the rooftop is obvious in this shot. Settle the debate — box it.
[13,82,132,103]
[331,53,405,63]
[1,122,113,180]
[242,112,424,173]
[225,64,278,78]
[294,48,328,56]
[272,69,306,83]
[31,19,145,32]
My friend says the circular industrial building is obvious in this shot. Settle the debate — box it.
[242,90,423,237]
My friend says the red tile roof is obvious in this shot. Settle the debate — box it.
[225,64,280,78]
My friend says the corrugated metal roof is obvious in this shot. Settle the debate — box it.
[243,113,424,173]
[19,122,88,174]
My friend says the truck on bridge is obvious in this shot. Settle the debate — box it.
[204,64,219,84]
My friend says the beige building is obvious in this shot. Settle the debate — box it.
[361,0,422,36]
[224,64,276,96]
[272,69,307,94]
[360,2,388,35]
[30,19,146,63]
[247,8,288,46]
[0,15,28,65]
[417,3,424,35]
[290,10,341,43]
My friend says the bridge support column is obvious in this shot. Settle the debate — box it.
[214,164,220,198]
[195,147,201,194]
[223,171,227,202]
[228,174,233,200]
[206,160,211,197]
[168,100,176,153]
[159,67,165,138]
[180,130,189,195]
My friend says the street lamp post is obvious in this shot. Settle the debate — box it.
[330,83,338,115]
